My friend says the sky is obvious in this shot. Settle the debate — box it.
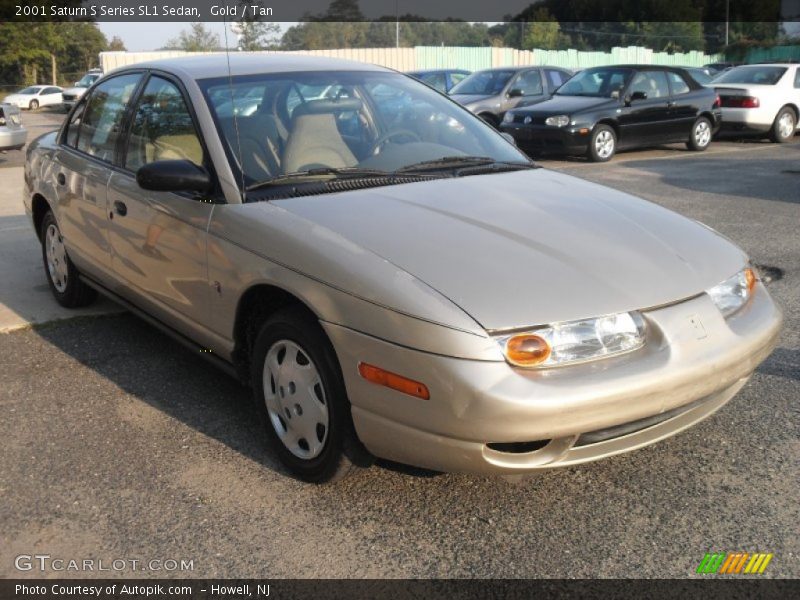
[97,22,290,51]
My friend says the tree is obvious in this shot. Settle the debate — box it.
[165,23,220,52]
[108,36,127,51]
[233,1,281,50]
[522,8,568,50]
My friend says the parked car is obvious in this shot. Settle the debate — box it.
[406,69,471,94]
[62,69,103,112]
[0,103,27,151]
[714,63,800,143]
[500,65,722,162]
[683,66,716,86]
[449,65,573,127]
[704,62,741,75]
[3,85,63,110]
[24,55,780,483]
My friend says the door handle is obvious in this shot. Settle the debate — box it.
[57,173,66,186]
[113,201,127,217]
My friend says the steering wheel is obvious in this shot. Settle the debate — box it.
[369,129,421,155]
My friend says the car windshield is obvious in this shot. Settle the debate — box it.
[18,87,41,95]
[714,66,787,85]
[75,74,100,88]
[200,70,529,190]
[450,70,516,96]
[555,68,634,97]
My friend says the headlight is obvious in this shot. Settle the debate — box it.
[545,115,570,127]
[502,111,514,124]
[706,267,757,317]
[493,311,646,368]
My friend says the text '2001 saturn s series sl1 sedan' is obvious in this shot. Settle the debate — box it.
[24,55,781,483]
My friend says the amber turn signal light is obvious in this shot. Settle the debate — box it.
[358,363,430,400]
[505,334,551,367]
[744,267,757,292]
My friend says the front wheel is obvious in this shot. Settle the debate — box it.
[29,99,39,111]
[250,307,371,483]
[769,107,796,143]
[686,116,712,151]
[40,211,97,308]
[587,124,616,162]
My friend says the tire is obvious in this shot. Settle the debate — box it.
[587,124,616,162]
[479,113,499,128]
[250,306,371,483]
[40,211,97,308]
[29,99,39,111]
[769,107,796,143]
[686,116,712,151]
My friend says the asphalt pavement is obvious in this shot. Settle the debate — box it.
[0,110,797,578]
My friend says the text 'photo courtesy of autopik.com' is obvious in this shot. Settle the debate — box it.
[0,0,798,597]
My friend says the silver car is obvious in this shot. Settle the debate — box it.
[450,66,573,127]
[0,102,27,151]
[24,55,781,483]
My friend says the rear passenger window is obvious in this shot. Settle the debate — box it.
[421,72,447,93]
[667,72,691,95]
[125,76,203,172]
[77,73,142,163]
[629,71,670,99]
[545,69,568,90]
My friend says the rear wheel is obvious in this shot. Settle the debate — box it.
[769,107,796,143]
[250,306,371,483]
[40,210,97,308]
[686,117,712,151]
[29,99,39,111]
[587,124,616,162]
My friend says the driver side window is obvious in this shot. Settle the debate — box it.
[512,70,543,97]
[125,76,203,172]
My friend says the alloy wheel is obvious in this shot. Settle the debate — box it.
[595,130,614,159]
[262,339,329,460]
[695,120,711,147]
[778,112,795,139]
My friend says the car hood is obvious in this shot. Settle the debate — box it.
[62,87,88,95]
[515,95,616,115]
[450,93,493,106]
[277,170,746,330]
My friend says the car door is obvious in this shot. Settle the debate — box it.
[106,72,214,335]
[52,72,143,282]
[665,71,700,141]
[42,87,62,106]
[617,70,671,146]
[502,69,545,114]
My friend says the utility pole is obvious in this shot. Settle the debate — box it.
[725,0,729,47]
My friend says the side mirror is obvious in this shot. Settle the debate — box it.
[507,88,524,98]
[499,132,517,146]
[74,81,79,86]
[629,90,648,102]
[136,160,211,195]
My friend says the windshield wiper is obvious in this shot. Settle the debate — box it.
[396,156,537,175]
[245,166,392,192]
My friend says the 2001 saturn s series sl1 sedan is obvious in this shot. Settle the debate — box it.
[24,55,781,482]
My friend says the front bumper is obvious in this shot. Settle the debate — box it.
[0,127,27,150]
[324,282,781,475]
[500,123,590,155]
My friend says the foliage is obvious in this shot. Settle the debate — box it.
[108,36,127,51]
[164,23,220,52]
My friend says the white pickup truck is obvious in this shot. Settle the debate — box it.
[61,69,103,112]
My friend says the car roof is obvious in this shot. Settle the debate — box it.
[114,53,389,79]
[408,68,470,75]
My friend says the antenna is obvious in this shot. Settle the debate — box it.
[223,17,247,201]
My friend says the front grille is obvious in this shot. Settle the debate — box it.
[63,94,76,102]
[513,114,546,125]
